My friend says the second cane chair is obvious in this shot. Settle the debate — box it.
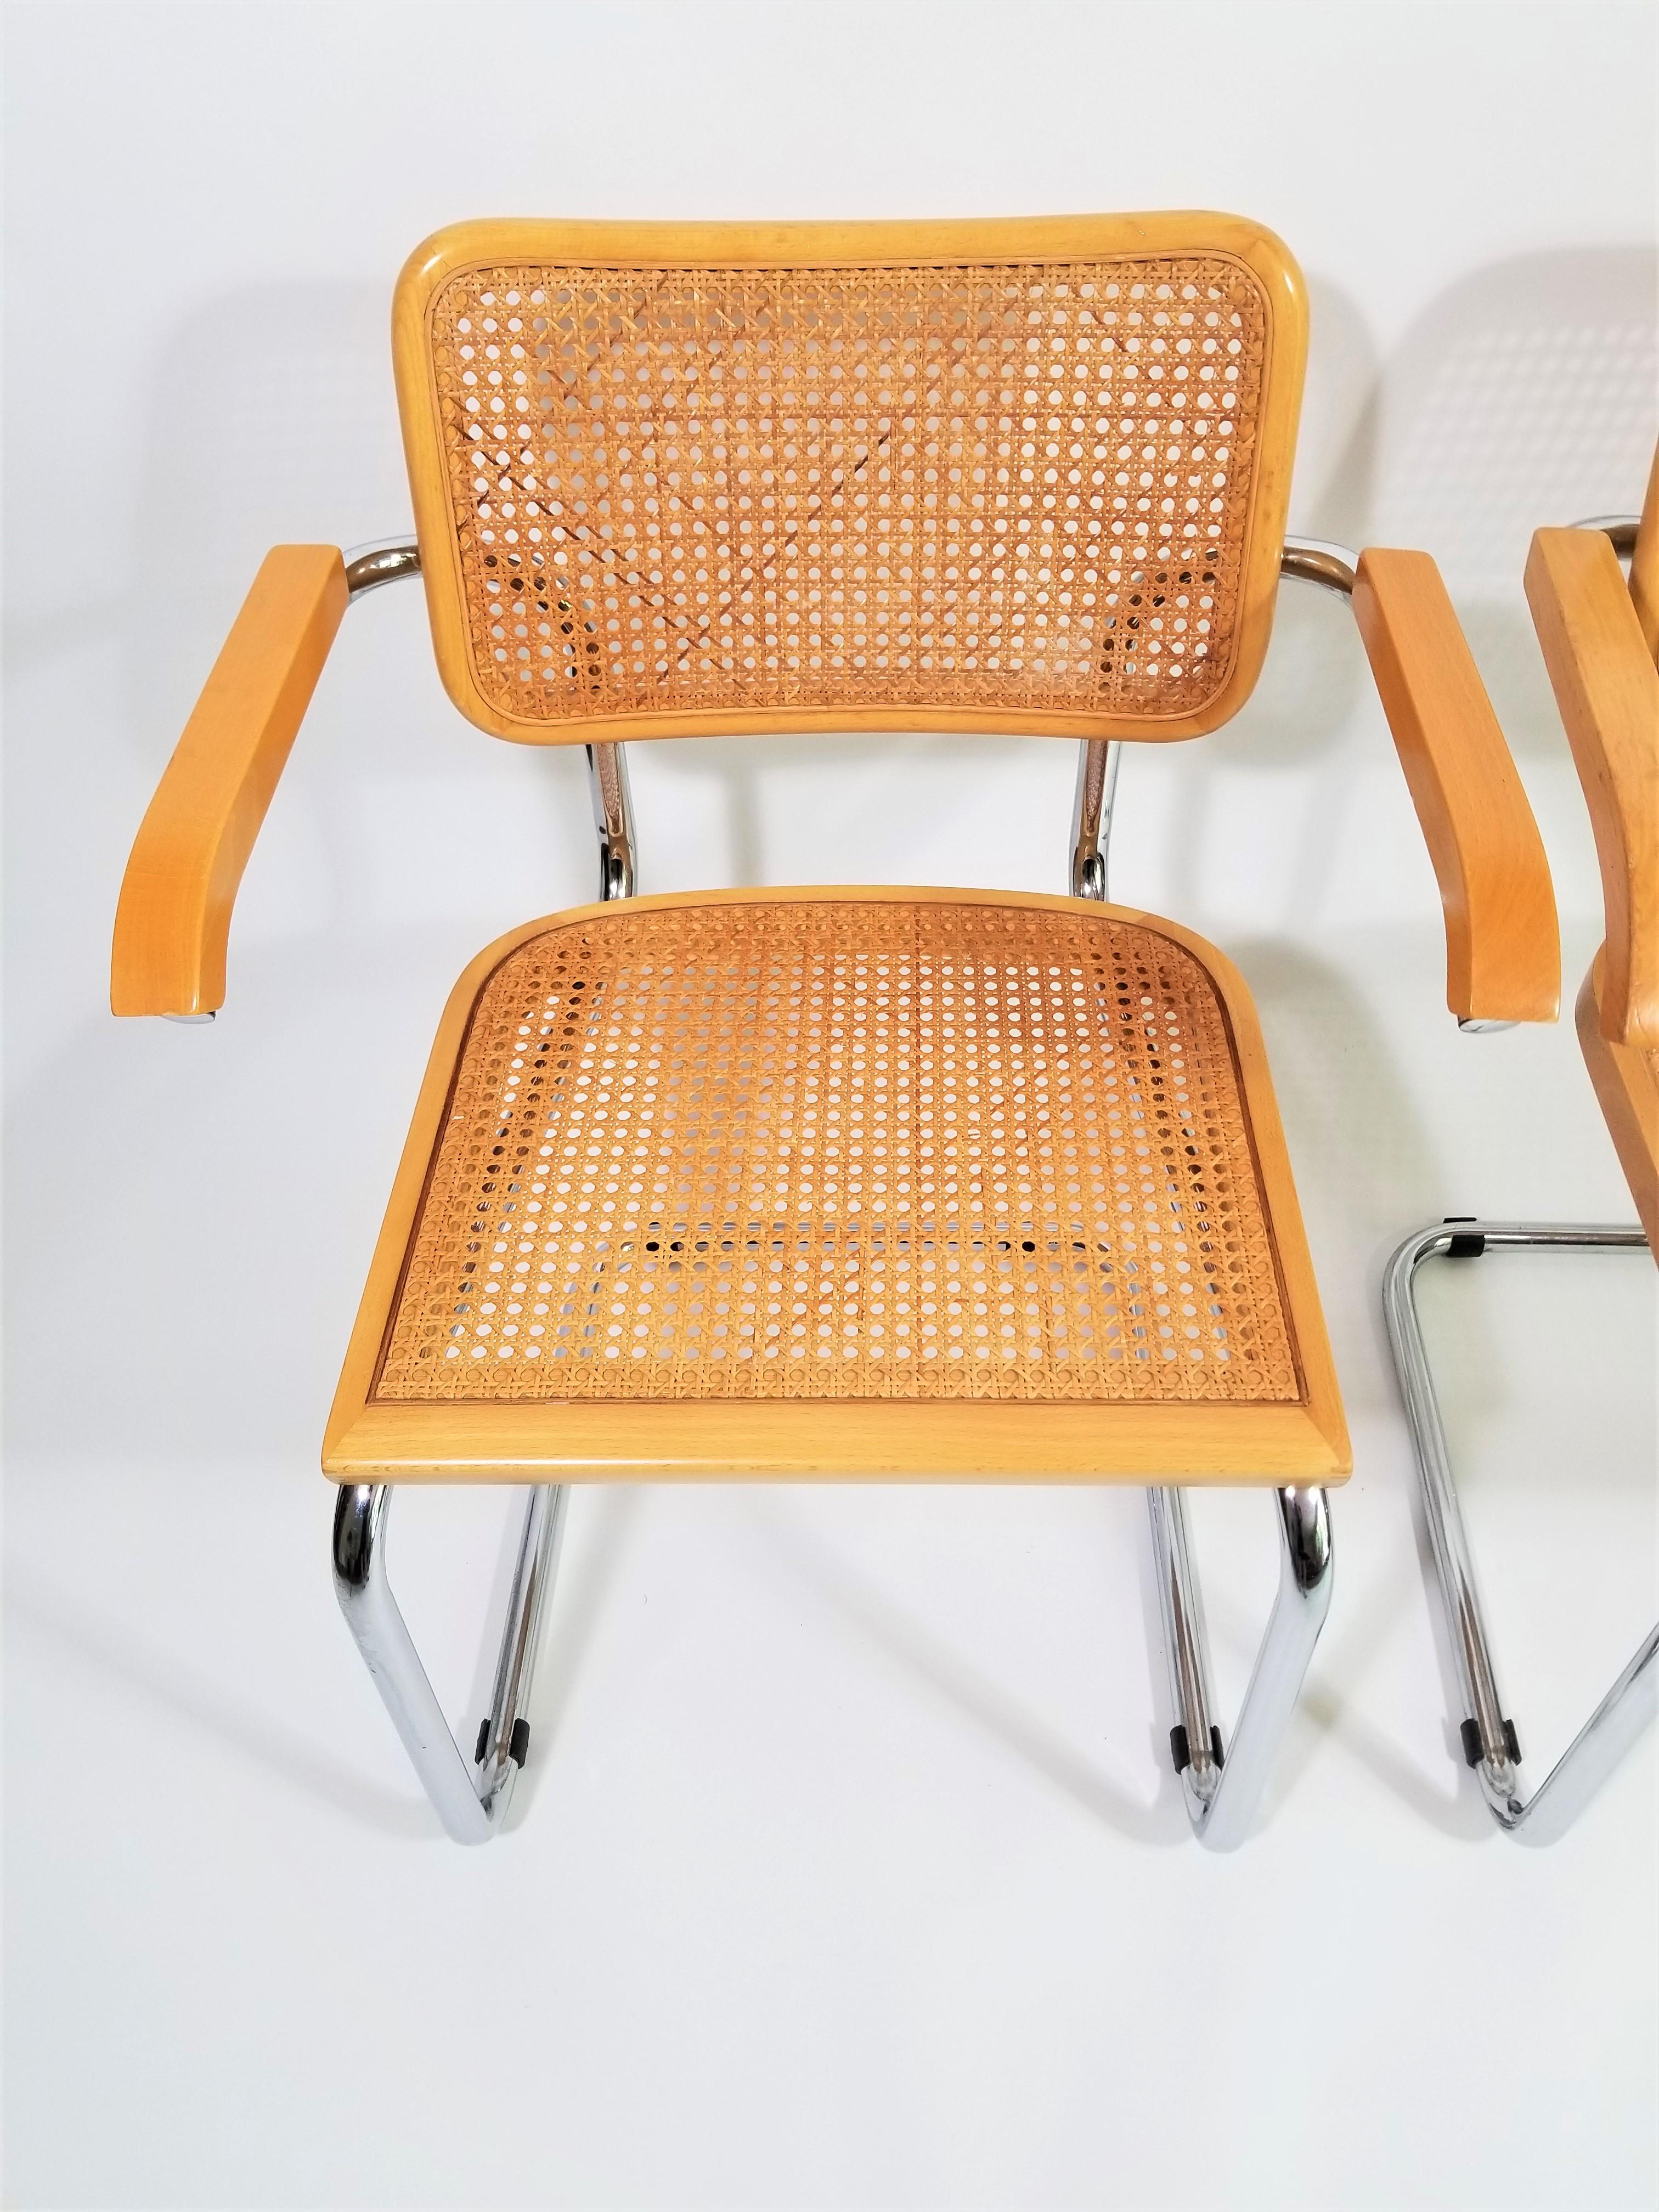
[112,216,1560,1844]
[1385,449,1659,1841]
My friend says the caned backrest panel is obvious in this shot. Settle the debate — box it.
[393,218,1307,746]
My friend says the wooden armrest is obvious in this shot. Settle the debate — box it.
[111,546,349,1016]
[1352,547,1560,1025]
[1525,526,1659,1050]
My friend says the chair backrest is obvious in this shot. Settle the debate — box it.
[393,216,1307,747]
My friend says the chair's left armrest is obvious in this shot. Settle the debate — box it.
[1352,547,1560,1026]
[111,545,349,1016]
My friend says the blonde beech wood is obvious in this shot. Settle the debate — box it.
[323,887,1350,1485]
[1352,548,1560,1026]
[111,546,349,1015]
[1629,443,1659,667]
[1525,527,1659,1051]
[1577,955,1659,1255]
[391,215,1307,750]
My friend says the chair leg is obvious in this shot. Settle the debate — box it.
[331,1482,567,1843]
[1384,1218,1657,1843]
[1146,1483,1333,1849]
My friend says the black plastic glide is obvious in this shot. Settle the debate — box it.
[476,1717,532,1767]
[1170,1724,1226,1774]
[1460,1716,1522,1767]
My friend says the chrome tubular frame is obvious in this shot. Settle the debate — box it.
[332,1482,568,1842]
[585,742,636,901]
[1384,1220,1657,1842]
[1147,1485,1334,1847]
[343,537,423,600]
[1069,740,1121,901]
[1066,538,1360,909]
[1061,534,1359,1842]
[321,531,1364,1842]
[1572,513,1640,558]
[328,538,635,1839]
[1278,534,1358,599]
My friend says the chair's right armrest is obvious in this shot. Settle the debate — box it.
[1352,547,1560,1026]
[111,545,349,1017]
[1525,526,1659,1051]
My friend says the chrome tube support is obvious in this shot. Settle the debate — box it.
[1063,538,1359,905]
[1383,1218,1656,1842]
[1146,1482,1333,1848]
[1069,739,1122,901]
[343,537,422,600]
[1279,534,1359,599]
[1571,513,1640,560]
[332,1481,568,1843]
[585,742,637,901]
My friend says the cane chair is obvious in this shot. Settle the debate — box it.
[112,217,1560,1846]
[1385,447,1659,1842]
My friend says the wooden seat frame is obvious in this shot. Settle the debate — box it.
[1383,455,1659,1841]
[112,217,1560,1844]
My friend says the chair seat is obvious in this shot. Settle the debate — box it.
[326,889,1348,1482]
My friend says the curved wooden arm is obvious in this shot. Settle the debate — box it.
[1352,548,1560,1025]
[111,546,349,1015]
[1525,526,1659,1051]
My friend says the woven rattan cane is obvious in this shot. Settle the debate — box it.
[376,896,1299,1408]
[394,217,1307,746]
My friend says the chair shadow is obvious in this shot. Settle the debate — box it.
[744,1492,1189,1846]
[6,1565,438,1841]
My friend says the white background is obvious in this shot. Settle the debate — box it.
[5,3,1657,2205]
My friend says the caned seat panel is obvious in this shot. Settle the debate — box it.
[393,217,1307,746]
[329,891,1346,1480]
[379,894,1299,1401]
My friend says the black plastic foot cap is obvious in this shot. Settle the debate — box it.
[475,1717,532,1767]
[1460,1716,1521,1767]
[1169,1723,1225,1775]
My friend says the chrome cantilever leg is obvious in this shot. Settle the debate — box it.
[1146,1483,1333,1848]
[332,1482,568,1843]
[1384,1220,1657,1843]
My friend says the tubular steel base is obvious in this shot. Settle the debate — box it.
[1384,1220,1656,1843]
[332,1482,567,1843]
[1146,1483,1333,1848]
